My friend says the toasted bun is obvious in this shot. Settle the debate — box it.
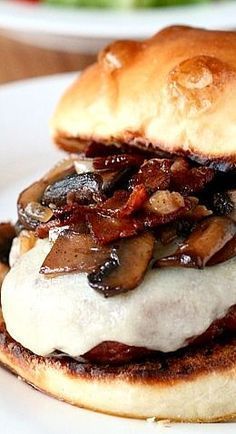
[1,312,236,422]
[52,26,236,168]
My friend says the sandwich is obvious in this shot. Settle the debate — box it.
[1,25,236,422]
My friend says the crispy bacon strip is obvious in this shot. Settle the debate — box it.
[171,159,215,195]
[130,158,172,193]
[87,213,142,245]
[100,185,148,218]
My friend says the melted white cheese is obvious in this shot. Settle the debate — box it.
[2,239,236,357]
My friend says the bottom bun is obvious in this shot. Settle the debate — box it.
[1,311,236,422]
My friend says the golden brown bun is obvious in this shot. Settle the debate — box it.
[1,311,236,422]
[52,26,236,168]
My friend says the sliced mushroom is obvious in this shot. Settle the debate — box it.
[18,157,77,230]
[155,216,235,269]
[0,222,16,265]
[42,173,104,207]
[40,232,112,277]
[88,232,155,297]
[74,157,129,194]
[101,169,129,193]
[207,235,236,266]
[158,225,178,245]
[186,204,213,221]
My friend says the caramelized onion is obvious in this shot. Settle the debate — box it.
[144,191,185,215]
[24,202,53,223]
[88,232,155,297]
[74,158,94,174]
[155,217,235,269]
[40,232,112,277]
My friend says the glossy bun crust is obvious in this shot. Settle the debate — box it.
[1,312,236,422]
[52,26,236,168]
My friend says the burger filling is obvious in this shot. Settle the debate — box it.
[1,142,236,363]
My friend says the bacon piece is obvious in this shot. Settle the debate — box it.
[36,203,93,238]
[130,158,172,193]
[155,216,235,269]
[171,159,215,195]
[171,157,190,173]
[36,219,62,239]
[118,185,148,218]
[100,191,129,216]
[93,154,144,171]
[87,213,142,245]
[101,185,148,218]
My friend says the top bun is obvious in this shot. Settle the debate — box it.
[52,26,236,168]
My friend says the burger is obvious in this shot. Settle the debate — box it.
[1,25,236,422]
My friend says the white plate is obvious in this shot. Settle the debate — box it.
[1,73,236,434]
[0,0,236,52]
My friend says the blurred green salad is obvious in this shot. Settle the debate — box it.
[44,0,209,8]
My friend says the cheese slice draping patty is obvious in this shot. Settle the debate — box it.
[2,239,236,357]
